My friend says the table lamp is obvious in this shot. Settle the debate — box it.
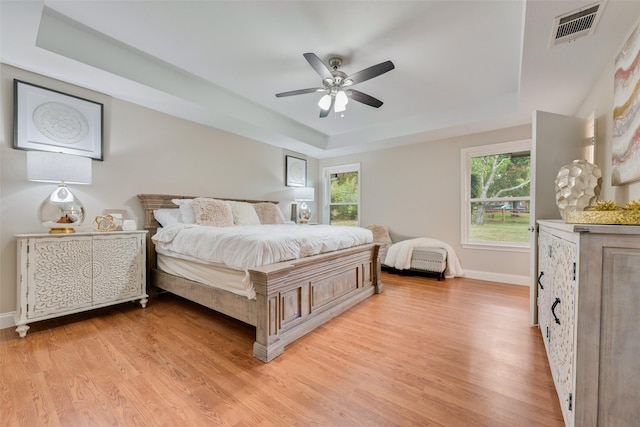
[27,151,92,233]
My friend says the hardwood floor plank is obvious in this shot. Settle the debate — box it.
[1,273,564,426]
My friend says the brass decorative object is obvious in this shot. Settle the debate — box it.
[92,215,118,232]
[565,199,640,224]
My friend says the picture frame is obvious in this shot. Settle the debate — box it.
[13,79,104,161]
[286,155,307,187]
[612,22,640,185]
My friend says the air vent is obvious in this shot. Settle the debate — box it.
[551,2,605,46]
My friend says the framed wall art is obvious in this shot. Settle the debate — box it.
[612,21,640,185]
[13,79,104,160]
[286,155,306,187]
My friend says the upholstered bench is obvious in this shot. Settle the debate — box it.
[365,225,449,280]
[407,246,447,280]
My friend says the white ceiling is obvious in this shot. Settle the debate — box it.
[2,0,640,159]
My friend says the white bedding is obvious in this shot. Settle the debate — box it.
[153,223,373,272]
[157,253,248,297]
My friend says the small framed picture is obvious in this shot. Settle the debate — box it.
[286,155,307,187]
[13,79,104,160]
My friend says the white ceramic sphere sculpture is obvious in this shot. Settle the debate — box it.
[555,160,602,221]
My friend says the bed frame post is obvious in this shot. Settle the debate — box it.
[250,266,292,362]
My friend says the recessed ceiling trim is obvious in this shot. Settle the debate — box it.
[550,1,606,46]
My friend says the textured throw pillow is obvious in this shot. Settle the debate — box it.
[365,224,393,245]
[192,198,234,227]
[228,201,261,226]
[171,199,196,224]
[253,202,286,224]
[153,208,182,227]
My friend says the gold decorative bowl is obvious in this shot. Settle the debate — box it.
[565,210,640,225]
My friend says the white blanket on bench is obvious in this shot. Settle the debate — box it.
[384,238,464,278]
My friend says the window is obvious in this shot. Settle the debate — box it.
[461,140,531,249]
[322,163,360,226]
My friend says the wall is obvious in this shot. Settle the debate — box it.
[318,125,532,285]
[0,64,318,326]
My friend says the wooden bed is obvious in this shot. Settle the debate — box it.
[138,194,383,362]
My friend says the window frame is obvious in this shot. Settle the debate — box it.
[461,139,532,251]
[322,163,361,226]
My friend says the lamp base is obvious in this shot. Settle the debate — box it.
[49,227,76,234]
[39,184,85,233]
[298,202,311,224]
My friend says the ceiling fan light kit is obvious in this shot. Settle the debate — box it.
[276,52,394,118]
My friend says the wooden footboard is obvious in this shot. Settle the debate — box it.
[137,193,382,362]
[250,243,382,361]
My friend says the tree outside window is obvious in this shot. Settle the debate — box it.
[323,164,360,226]
[462,141,531,247]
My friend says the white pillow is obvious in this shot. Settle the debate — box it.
[153,208,182,227]
[228,201,261,226]
[171,199,196,224]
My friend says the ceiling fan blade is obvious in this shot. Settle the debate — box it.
[276,88,324,97]
[304,52,333,80]
[346,60,395,86]
[348,89,384,108]
[319,96,335,118]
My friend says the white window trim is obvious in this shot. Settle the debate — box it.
[322,163,361,226]
[461,139,532,251]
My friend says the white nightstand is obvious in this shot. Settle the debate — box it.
[14,230,148,337]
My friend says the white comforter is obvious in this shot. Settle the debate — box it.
[152,223,373,271]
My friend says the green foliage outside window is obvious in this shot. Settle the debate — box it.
[469,152,531,245]
[330,171,359,226]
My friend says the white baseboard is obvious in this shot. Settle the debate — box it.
[462,269,530,286]
[0,312,16,330]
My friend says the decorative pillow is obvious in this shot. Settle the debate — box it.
[153,208,182,227]
[253,202,286,224]
[192,198,234,227]
[228,201,261,226]
[365,224,393,245]
[171,199,196,224]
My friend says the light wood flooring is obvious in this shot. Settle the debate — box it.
[0,272,564,426]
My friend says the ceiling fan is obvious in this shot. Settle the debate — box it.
[275,53,395,118]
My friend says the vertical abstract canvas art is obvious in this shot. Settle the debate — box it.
[612,21,640,185]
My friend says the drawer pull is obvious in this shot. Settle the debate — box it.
[537,271,544,290]
[551,298,561,325]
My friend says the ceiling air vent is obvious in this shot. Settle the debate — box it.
[551,2,605,46]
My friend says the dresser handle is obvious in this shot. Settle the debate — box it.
[551,298,561,325]
[537,271,544,290]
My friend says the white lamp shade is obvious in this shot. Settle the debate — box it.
[27,151,92,185]
[293,187,314,201]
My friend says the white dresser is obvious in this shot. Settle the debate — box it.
[15,231,148,337]
[537,220,640,426]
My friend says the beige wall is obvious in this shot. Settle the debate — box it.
[318,125,532,284]
[0,64,317,322]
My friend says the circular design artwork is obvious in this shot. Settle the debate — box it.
[288,163,304,185]
[555,160,602,221]
[32,102,89,144]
